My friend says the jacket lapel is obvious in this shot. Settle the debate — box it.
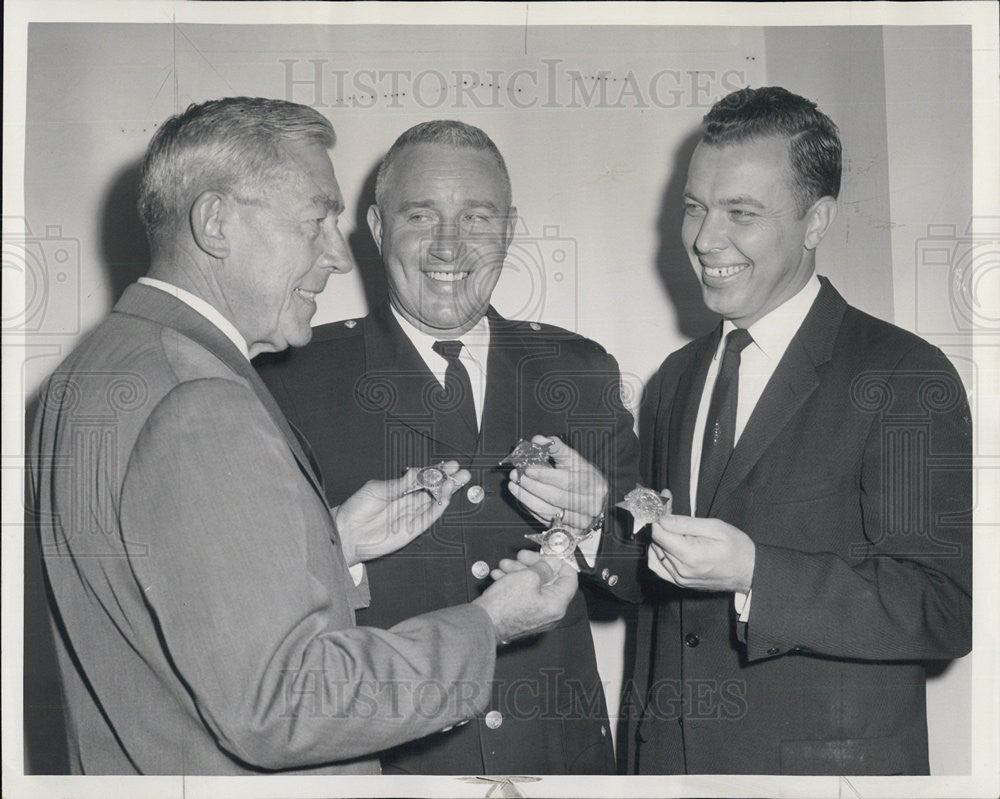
[667,329,720,516]
[113,283,325,498]
[710,278,846,514]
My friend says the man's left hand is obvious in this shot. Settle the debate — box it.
[507,435,607,530]
[647,514,755,593]
[334,462,471,566]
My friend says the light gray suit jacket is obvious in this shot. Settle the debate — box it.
[29,283,497,775]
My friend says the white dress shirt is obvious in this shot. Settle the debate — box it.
[390,304,490,427]
[689,275,822,619]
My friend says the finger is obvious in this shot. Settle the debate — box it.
[527,557,557,585]
[508,482,590,529]
[647,544,679,584]
[653,513,712,538]
[497,557,530,573]
[535,434,581,467]
[514,548,542,566]
[650,524,695,559]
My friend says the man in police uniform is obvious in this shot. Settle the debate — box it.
[257,120,641,774]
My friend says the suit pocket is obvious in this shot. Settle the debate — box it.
[779,735,908,775]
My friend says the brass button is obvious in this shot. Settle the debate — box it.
[467,485,485,504]
[343,319,357,328]
[607,575,618,586]
[601,568,610,580]
[529,322,541,331]
[471,560,490,580]
[485,710,503,729]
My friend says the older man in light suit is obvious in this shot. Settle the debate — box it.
[28,97,577,775]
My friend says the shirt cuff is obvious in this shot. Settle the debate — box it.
[577,528,601,568]
[349,562,365,587]
[734,589,752,621]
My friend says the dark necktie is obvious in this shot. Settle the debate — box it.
[431,339,479,454]
[696,327,754,517]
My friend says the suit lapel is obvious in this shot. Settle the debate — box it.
[710,278,846,514]
[667,329,720,516]
[113,283,325,498]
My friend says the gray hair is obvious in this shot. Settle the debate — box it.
[137,97,335,250]
[374,120,511,209]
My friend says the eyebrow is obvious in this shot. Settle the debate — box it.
[396,200,503,213]
[683,192,765,209]
[313,194,343,214]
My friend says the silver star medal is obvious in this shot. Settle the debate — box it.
[401,463,452,505]
[524,512,591,571]
[617,485,673,533]
[499,439,552,471]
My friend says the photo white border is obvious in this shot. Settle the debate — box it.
[4,3,998,798]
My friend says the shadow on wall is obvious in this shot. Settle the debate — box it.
[101,159,151,305]
[652,129,719,343]
[348,159,388,314]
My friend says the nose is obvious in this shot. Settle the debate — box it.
[691,210,727,255]
[428,224,460,264]
[319,222,355,274]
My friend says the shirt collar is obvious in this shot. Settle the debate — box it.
[389,303,490,371]
[137,277,250,360]
[722,274,821,361]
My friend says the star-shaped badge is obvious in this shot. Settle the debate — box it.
[499,439,552,470]
[401,463,453,504]
[616,485,673,532]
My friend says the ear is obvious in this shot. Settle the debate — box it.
[503,207,518,250]
[803,196,838,251]
[366,204,383,256]
[190,190,231,259]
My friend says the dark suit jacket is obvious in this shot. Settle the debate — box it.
[628,278,972,775]
[28,283,498,774]
[257,300,642,774]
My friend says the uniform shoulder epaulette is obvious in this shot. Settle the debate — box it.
[310,318,364,344]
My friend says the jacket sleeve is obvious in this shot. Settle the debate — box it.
[119,377,496,770]
[569,348,646,602]
[744,344,973,662]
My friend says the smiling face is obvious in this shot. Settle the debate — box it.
[681,137,831,329]
[224,139,354,356]
[368,143,515,338]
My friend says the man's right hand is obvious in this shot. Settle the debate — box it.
[473,550,578,644]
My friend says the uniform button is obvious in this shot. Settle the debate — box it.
[601,568,610,580]
[466,485,485,504]
[684,633,700,647]
[343,319,357,328]
[607,575,618,586]
[529,322,541,331]
[471,560,490,580]
[485,710,503,729]
[767,647,780,655]
[600,725,607,737]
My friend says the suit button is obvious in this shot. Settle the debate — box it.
[467,485,485,504]
[684,633,700,647]
[601,568,610,580]
[607,574,618,586]
[343,319,357,328]
[471,560,490,580]
[767,647,780,655]
[485,710,503,729]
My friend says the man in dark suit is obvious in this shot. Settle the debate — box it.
[258,120,642,774]
[629,87,972,775]
[28,97,580,775]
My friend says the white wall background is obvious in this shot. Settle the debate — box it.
[20,22,973,775]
